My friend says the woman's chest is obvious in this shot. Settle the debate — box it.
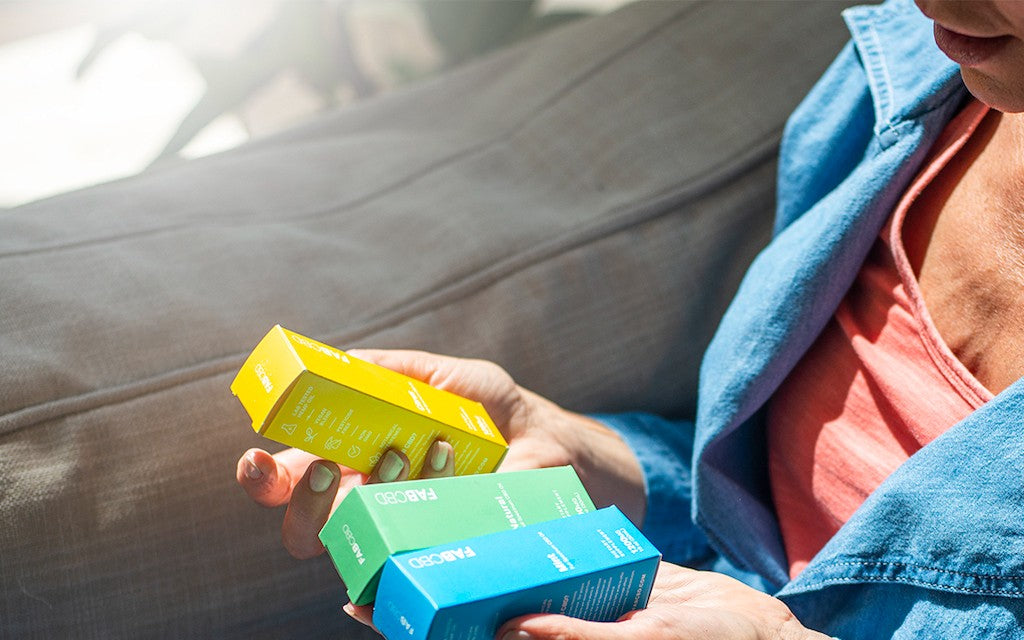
[906,111,1024,394]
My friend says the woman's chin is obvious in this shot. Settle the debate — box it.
[961,67,1024,113]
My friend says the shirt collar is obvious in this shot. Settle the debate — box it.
[842,0,961,146]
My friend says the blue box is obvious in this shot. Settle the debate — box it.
[373,507,660,640]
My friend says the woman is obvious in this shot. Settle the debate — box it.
[237,0,1024,637]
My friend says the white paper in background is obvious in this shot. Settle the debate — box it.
[0,24,246,208]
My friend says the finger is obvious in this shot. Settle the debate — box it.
[497,613,640,640]
[347,348,459,388]
[419,440,455,479]
[236,448,288,507]
[237,447,322,507]
[343,602,377,630]
[281,460,340,559]
[350,348,524,428]
[367,449,410,484]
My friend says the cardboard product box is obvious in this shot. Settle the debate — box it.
[320,466,596,606]
[373,506,660,640]
[230,325,508,477]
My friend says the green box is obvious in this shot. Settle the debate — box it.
[319,466,595,605]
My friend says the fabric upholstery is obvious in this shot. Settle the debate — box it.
[0,2,851,636]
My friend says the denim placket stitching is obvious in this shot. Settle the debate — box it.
[846,9,902,148]
[784,560,1024,598]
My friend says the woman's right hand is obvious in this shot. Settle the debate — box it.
[235,349,646,562]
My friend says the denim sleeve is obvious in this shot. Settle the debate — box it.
[589,411,711,565]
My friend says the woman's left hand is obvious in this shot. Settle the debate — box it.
[494,562,830,640]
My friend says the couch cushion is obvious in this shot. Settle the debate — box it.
[0,1,851,636]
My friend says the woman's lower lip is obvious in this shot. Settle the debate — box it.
[933,23,1012,67]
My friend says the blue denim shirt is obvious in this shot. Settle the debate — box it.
[600,1,1024,637]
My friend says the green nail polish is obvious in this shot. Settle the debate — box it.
[244,454,263,480]
[430,442,449,472]
[378,451,404,482]
[309,462,335,493]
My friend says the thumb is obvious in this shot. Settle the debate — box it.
[497,613,638,640]
[347,348,458,387]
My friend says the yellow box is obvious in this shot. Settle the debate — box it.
[231,325,508,477]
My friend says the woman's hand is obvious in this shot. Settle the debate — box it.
[235,349,646,560]
[496,562,831,640]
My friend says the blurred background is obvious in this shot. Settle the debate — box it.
[0,0,631,209]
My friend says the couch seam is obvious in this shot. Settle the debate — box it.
[0,127,780,436]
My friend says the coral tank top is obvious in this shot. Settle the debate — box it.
[767,99,994,579]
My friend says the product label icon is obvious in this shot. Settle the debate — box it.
[348,444,362,459]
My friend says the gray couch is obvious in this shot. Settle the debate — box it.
[0,2,852,637]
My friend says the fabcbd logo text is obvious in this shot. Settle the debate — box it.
[407,546,475,569]
[342,524,365,565]
[374,488,438,505]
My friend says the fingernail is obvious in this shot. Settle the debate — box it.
[309,462,335,493]
[378,450,405,482]
[501,631,533,640]
[429,441,449,472]
[244,453,263,480]
[342,602,356,618]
